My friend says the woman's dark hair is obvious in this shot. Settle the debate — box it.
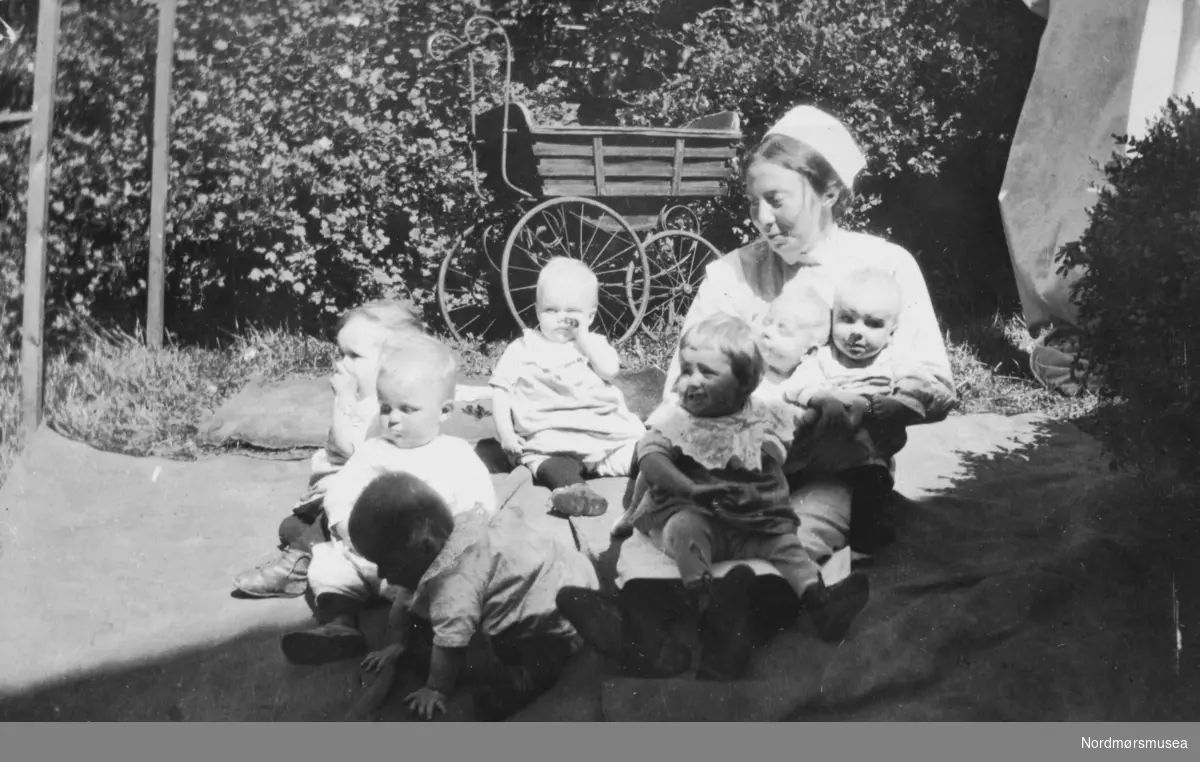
[347,472,454,564]
[746,133,856,219]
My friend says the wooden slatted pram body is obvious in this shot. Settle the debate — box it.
[475,103,742,215]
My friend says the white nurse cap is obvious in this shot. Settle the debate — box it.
[764,105,866,188]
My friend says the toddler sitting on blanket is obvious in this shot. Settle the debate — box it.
[232,299,424,599]
[490,256,646,518]
[558,314,870,682]
[347,471,599,721]
[280,333,497,666]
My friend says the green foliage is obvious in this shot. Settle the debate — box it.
[1056,98,1200,470]
[0,0,1040,350]
[491,0,1042,256]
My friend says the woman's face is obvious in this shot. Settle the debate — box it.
[745,160,834,264]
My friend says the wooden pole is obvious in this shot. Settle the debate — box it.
[147,0,176,350]
[20,0,62,438]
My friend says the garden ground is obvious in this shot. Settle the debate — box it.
[0,310,1098,492]
[7,311,1195,723]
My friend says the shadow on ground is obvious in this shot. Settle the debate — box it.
[1,414,1197,721]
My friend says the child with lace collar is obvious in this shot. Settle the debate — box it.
[347,472,599,721]
[562,314,871,682]
[490,257,646,518]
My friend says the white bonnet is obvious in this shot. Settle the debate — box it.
[764,105,866,189]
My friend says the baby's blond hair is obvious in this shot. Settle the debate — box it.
[770,284,831,329]
[377,332,459,403]
[339,298,426,336]
[835,268,902,320]
[537,257,599,305]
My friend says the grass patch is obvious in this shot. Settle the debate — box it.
[946,312,1099,420]
[0,325,337,483]
[0,313,1097,490]
[446,326,680,380]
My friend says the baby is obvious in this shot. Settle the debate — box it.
[280,333,498,665]
[232,299,424,599]
[490,256,646,517]
[561,314,871,681]
[783,268,928,425]
[757,284,832,394]
[347,472,599,721]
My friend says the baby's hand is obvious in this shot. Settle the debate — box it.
[331,367,358,400]
[405,686,448,720]
[844,395,871,429]
[691,481,744,508]
[499,434,526,465]
[567,318,591,346]
[361,643,406,673]
[811,391,857,440]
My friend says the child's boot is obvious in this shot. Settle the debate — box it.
[281,596,368,665]
[802,571,870,643]
[549,483,608,517]
[556,587,691,677]
[233,547,310,598]
[280,621,368,665]
[695,565,757,681]
[474,665,540,721]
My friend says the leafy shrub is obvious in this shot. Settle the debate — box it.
[491,0,1044,286]
[1,0,524,342]
[0,0,1040,351]
[1057,97,1200,471]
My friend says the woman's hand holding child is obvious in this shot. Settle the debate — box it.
[863,393,920,427]
[809,390,870,441]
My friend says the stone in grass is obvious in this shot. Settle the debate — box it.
[197,376,332,450]
[196,366,665,453]
[198,374,497,451]
[612,366,667,422]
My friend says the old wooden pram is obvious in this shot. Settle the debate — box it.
[428,14,743,342]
